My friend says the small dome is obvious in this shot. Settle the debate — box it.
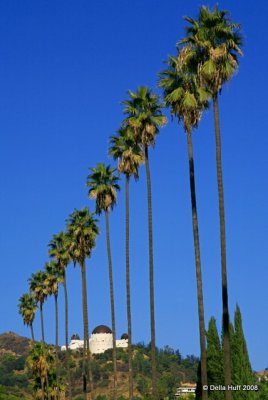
[71,334,80,340]
[92,325,112,334]
[121,333,128,340]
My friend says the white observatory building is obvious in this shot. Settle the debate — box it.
[61,325,128,354]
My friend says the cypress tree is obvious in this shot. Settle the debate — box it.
[207,317,224,400]
[231,305,256,400]
[229,321,236,384]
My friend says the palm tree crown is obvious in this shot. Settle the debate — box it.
[29,271,49,305]
[122,86,167,146]
[86,163,120,215]
[179,5,243,95]
[18,293,37,328]
[48,231,72,270]
[44,261,62,297]
[66,207,99,265]
[159,54,210,133]
[109,126,144,179]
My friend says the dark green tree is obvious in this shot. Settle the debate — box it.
[207,318,224,400]
[231,306,256,400]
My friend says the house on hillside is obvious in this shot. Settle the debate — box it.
[175,382,196,398]
[255,370,268,382]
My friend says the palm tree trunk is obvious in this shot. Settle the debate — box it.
[213,93,232,400]
[41,378,45,400]
[55,294,59,349]
[63,271,73,399]
[144,145,157,399]
[63,271,69,352]
[45,373,50,400]
[80,260,93,400]
[105,210,117,398]
[81,262,88,400]
[187,132,208,400]
[40,302,45,342]
[30,324,35,341]
[54,294,59,400]
[125,176,133,399]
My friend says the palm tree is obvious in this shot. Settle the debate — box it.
[109,126,144,399]
[48,231,72,400]
[66,207,99,400]
[45,260,62,400]
[122,86,166,399]
[48,232,72,348]
[18,293,37,341]
[86,163,120,397]
[179,7,243,398]
[27,341,55,400]
[159,55,210,400]
[45,261,62,349]
[29,271,48,342]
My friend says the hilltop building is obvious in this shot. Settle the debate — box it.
[61,325,128,354]
[175,382,197,397]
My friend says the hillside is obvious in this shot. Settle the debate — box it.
[0,332,31,356]
[0,332,199,400]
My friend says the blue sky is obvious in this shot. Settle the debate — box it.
[0,0,267,371]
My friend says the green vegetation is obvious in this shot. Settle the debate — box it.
[0,333,199,399]
[206,318,223,400]
[197,307,257,400]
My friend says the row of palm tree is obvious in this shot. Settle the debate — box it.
[19,209,99,400]
[18,5,243,400]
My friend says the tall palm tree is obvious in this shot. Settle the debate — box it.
[66,208,99,400]
[86,163,120,397]
[45,260,62,400]
[48,232,72,349]
[29,271,48,342]
[159,55,210,400]
[18,293,37,341]
[48,231,73,400]
[122,86,166,399]
[179,7,243,398]
[109,126,144,399]
[45,261,62,349]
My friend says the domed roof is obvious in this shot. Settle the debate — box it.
[92,325,112,334]
[71,334,80,340]
[121,333,128,340]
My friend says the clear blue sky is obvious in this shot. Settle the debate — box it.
[0,0,267,371]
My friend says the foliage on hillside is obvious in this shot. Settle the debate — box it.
[0,332,198,399]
